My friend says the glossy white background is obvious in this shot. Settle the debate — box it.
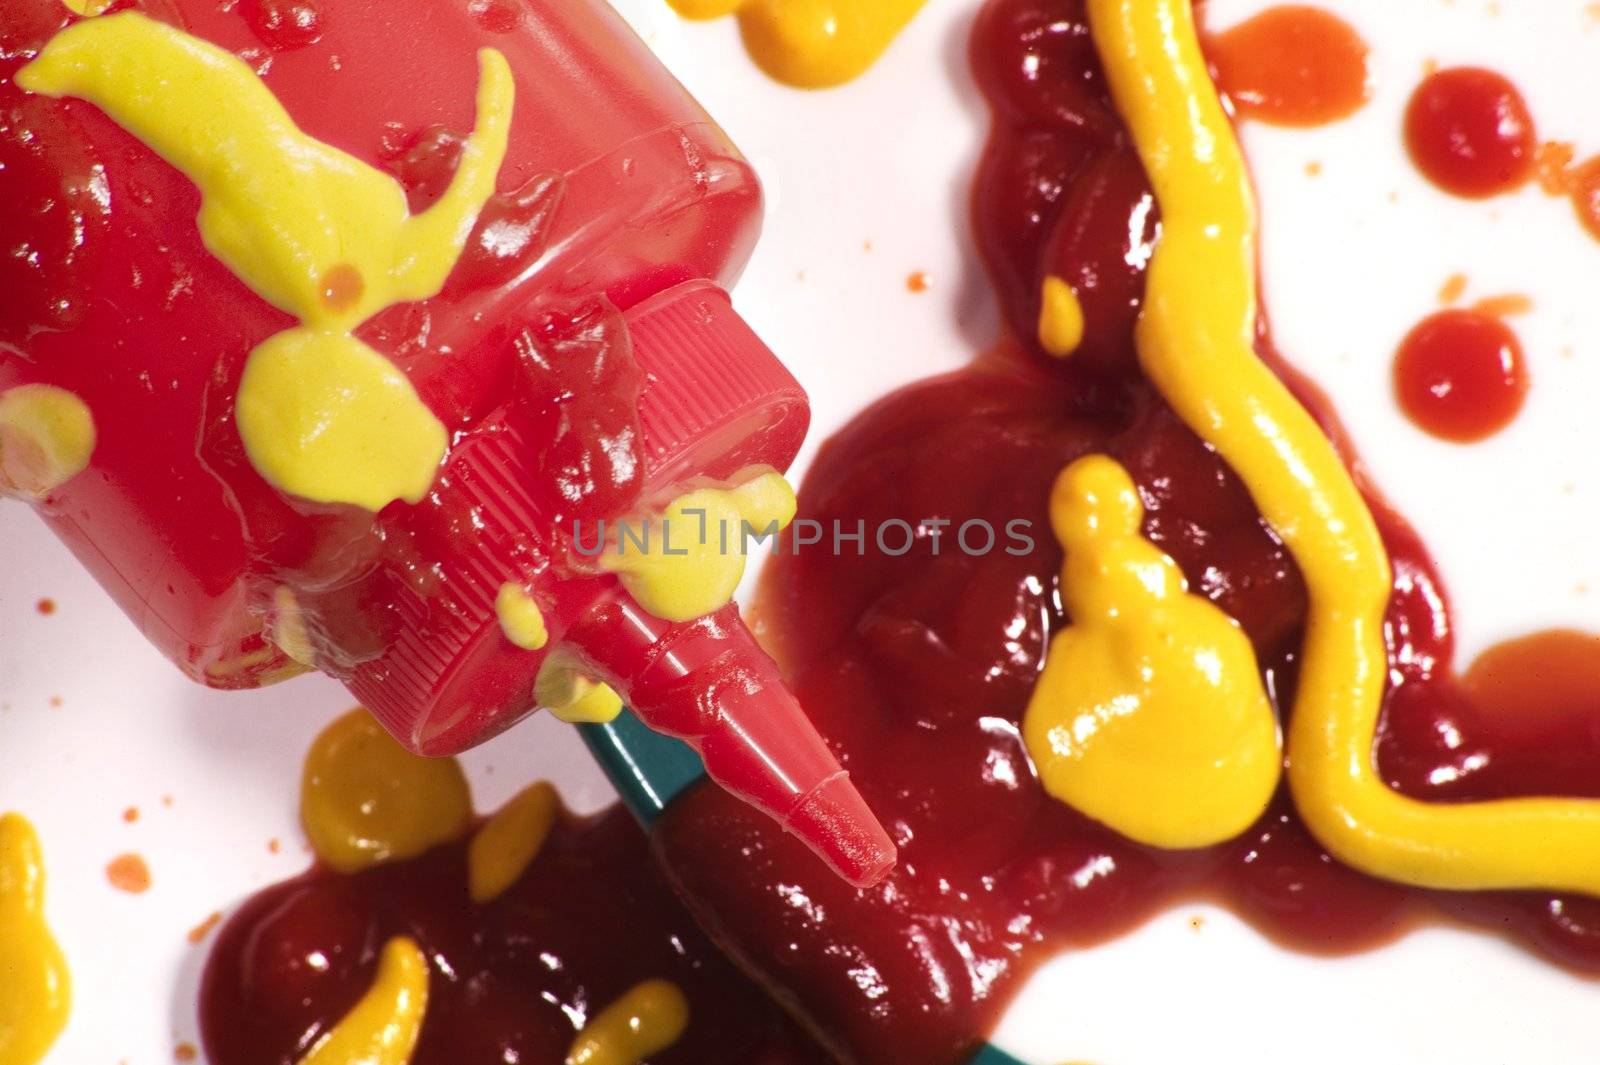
[3,0,1599,1061]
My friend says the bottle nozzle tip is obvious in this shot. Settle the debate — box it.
[785,773,897,888]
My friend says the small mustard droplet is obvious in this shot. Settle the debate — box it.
[0,384,95,501]
[468,782,559,904]
[0,813,71,1065]
[1037,275,1085,357]
[565,979,689,1065]
[301,709,472,873]
[600,470,795,623]
[495,582,549,651]
[536,657,624,725]
[1022,455,1282,849]
[297,937,429,1065]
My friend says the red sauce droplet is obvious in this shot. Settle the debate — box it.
[1394,308,1528,442]
[1405,67,1537,198]
[106,852,152,894]
[1568,154,1600,242]
[382,125,466,214]
[319,262,364,313]
[1207,5,1371,127]
[449,172,562,292]
[239,0,324,50]
[35,598,56,615]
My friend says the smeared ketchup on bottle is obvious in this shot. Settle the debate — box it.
[1394,308,1528,442]
[1406,67,1537,197]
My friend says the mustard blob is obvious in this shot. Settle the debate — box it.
[495,583,550,651]
[1024,455,1281,848]
[0,814,70,1065]
[666,0,923,88]
[0,384,94,501]
[297,937,429,1065]
[1037,275,1085,357]
[600,470,796,623]
[565,979,689,1065]
[1092,0,1600,896]
[301,709,472,873]
[468,782,559,903]
[19,14,514,510]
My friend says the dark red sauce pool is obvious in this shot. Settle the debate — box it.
[201,2,1600,1063]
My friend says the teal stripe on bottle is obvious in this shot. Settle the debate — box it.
[579,706,1031,1065]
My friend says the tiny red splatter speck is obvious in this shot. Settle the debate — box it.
[35,598,56,615]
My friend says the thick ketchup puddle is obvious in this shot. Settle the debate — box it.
[1393,308,1528,442]
[1405,66,1537,198]
[1207,4,1370,127]
[200,802,827,1064]
[651,3,1600,1063]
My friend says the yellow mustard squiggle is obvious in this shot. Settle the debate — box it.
[297,937,429,1065]
[565,979,689,1065]
[1089,0,1600,895]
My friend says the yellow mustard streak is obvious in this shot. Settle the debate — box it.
[1092,0,1600,894]
[301,709,472,873]
[1023,455,1281,848]
[667,0,923,88]
[601,470,795,623]
[0,815,70,1065]
[535,657,625,725]
[18,14,514,510]
[565,980,689,1065]
[495,583,549,651]
[468,782,559,904]
[297,937,429,1065]
[1037,276,1085,358]
[0,384,94,501]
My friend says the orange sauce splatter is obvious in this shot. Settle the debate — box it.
[174,1042,198,1062]
[1437,273,1468,304]
[106,853,152,894]
[122,806,140,824]
[35,598,55,615]
[188,911,223,945]
[318,262,365,314]
[1536,141,1576,194]
[1471,293,1533,317]
[1568,155,1600,242]
[1207,5,1371,127]
[906,270,930,293]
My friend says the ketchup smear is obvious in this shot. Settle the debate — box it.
[201,3,1600,1064]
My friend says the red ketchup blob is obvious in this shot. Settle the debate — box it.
[199,801,828,1064]
[1405,67,1537,198]
[1393,308,1528,442]
[1207,4,1371,127]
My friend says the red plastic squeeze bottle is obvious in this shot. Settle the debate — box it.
[0,0,894,885]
